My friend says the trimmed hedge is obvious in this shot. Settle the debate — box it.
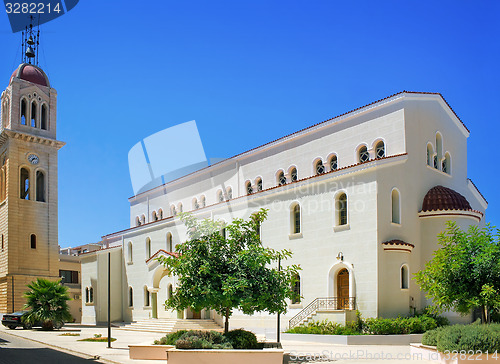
[155,329,261,350]
[224,329,259,349]
[287,320,362,335]
[423,324,500,353]
[154,330,188,345]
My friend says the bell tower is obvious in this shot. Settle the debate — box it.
[0,23,64,314]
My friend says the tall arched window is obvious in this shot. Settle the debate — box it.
[290,167,298,182]
[35,171,45,202]
[291,273,301,304]
[89,287,94,303]
[256,178,263,191]
[167,284,173,300]
[193,198,199,210]
[127,242,133,263]
[152,211,158,221]
[291,203,301,234]
[246,181,253,195]
[436,133,443,161]
[141,215,146,225]
[177,203,183,213]
[442,153,451,174]
[277,171,286,186]
[336,193,348,226]
[375,141,385,159]
[401,265,409,289]
[20,167,30,200]
[129,287,133,307]
[166,232,173,252]
[136,217,141,226]
[200,195,206,207]
[158,209,163,219]
[146,238,151,259]
[41,104,48,130]
[358,146,369,163]
[20,99,27,125]
[30,234,36,249]
[217,190,224,202]
[426,143,434,166]
[315,160,325,175]
[30,101,37,127]
[226,187,232,199]
[329,155,338,171]
[391,188,401,224]
[144,286,150,307]
[170,205,177,216]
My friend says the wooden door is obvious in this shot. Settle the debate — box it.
[337,269,349,309]
[192,310,201,319]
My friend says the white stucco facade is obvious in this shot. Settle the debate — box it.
[81,92,487,328]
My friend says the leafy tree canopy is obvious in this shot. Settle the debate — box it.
[415,221,500,323]
[23,278,72,330]
[157,208,300,333]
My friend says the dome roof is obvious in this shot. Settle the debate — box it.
[421,185,472,212]
[9,63,50,87]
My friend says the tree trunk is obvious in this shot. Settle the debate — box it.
[482,305,489,324]
[224,307,229,334]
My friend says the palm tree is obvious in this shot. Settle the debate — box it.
[23,278,73,330]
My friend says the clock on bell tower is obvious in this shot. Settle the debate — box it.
[0,24,65,314]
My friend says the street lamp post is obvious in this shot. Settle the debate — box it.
[277,255,281,343]
[107,251,112,348]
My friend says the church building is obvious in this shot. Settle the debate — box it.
[0,31,64,314]
[81,91,487,329]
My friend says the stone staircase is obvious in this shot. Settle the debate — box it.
[114,318,223,334]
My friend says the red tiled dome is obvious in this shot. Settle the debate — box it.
[422,185,472,212]
[9,63,50,87]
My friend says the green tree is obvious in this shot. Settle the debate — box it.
[23,278,72,330]
[157,208,300,333]
[415,221,500,323]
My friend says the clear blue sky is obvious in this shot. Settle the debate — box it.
[1,1,499,247]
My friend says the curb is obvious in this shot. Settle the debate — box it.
[1,329,122,364]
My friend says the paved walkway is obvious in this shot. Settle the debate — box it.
[0,324,436,363]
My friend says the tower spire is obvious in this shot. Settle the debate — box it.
[21,16,40,66]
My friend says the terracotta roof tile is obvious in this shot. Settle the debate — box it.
[422,185,472,212]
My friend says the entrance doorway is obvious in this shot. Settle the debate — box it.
[337,268,349,309]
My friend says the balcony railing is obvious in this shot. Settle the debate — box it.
[289,297,356,329]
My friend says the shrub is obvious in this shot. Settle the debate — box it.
[224,329,258,349]
[154,330,188,345]
[174,330,232,349]
[286,320,363,335]
[364,316,437,335]
[436,324,500,353]
[422,327,446,346]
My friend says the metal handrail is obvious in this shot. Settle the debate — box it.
[288,297,356,329]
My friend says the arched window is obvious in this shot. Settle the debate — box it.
[89,287,94,303]
[277,171,286,186]
[166,232,173,252]
[170,205,177,216]
[291,273,301,304]
[129,287,133,307]
[152,211,158,221]
[141,215,146,225]
[20,167,30,200]
[30,234,36,249]
[41,104,48,130]
[442,153,451,174]
[358,146,369,163]
[35,171,45,202]
[336,193,348,226]
[158,209,163,219]
[246,181,253,195]
[436,133,443,161]
[144,286,150,307]
[226,187,232,200]
[193,198,199,210]
[426,143,434,166]
[291,203,301,234]
[135,216,140,226]
[20,99,27,125]
[127,242,133,263]
[200,195,206,207]
[177,203,183,213]
[256,178,263,191]
[329,155,338,171]
[217,190,224,202]
[375,141,385,159]
[146,238,151,259]
[30,101,37,127]
[315,160,325,175]
[401,265,409,289]
[167,284,173,300]
[391,188,401,224]
[85,287,89,303]
[290,167,298,182]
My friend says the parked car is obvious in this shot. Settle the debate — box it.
[1,311,63,330]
